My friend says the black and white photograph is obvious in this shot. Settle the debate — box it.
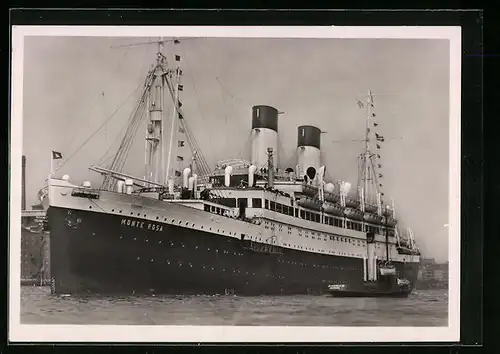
[10,25,461,342]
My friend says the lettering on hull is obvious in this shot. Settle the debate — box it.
[120,218,164,232]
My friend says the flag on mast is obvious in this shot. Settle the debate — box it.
[50,150,63,176]
[52,151,63,159]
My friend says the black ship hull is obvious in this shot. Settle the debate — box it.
[48,206,419,296]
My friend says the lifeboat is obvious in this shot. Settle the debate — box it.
[363,213,384,224]
[301,183,319,197]
[385,216,397,227]
[322,202,345,216]
[344,207,364,221]
[324,191,341,204]
[396,246,419,256]
[383,207,394,217]
[297,197,322,211]
[364,203,378,214]
[345,197,360,209]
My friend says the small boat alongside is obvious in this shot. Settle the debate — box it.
[327,262,412,298]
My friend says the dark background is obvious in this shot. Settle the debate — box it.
[7,7,485,351]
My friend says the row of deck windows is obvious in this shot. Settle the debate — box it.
[205,197,396,237]
[263,199,389,235]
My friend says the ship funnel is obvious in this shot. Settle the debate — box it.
[248,164,257,187]
[224,165,233,187]
[250,105,279,171]
[297,125,321,182]
[183,168,191,188]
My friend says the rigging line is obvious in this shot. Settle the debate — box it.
[101,104,146,188]
[164,76,212,177]
[62,89,110,154]
[55,79,145,174]
[107,99,148,175]
[370,157,382,196]
[115,102,147,168]
[214,76,254,134]
[161,89,215,189]
[215,75,229,151]
[115,117,146,177]
[215,76,251,111]
[101,95,149,189]
[178,44,216,161]
[68,47,136,158]
[235,131,252,161]
[103,72,154,170]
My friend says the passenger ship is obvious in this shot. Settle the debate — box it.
[46,38,420,296]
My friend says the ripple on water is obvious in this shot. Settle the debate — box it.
[20,286,448,326]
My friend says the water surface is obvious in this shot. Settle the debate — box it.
[21,286,448,326]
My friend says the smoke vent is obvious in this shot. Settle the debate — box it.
[250,105,279,171]
[296,125,321,182]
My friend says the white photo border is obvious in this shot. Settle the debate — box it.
[9,25,461,343]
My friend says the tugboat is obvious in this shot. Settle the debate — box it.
[327,261,412,298]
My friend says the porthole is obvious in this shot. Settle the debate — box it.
[144,214,147,217]
[89,206,92,209]
[119,210,122,213]
[171,219,175,223]
[111,209,115,212]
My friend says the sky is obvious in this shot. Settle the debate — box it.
[21,36,450,262]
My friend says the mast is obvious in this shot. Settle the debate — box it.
[99,37,213,191]
[363,90,372,204]
[357,90,383,207]
[165,62,181,184]
[159,40,166,184]
[145,40,168,186]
